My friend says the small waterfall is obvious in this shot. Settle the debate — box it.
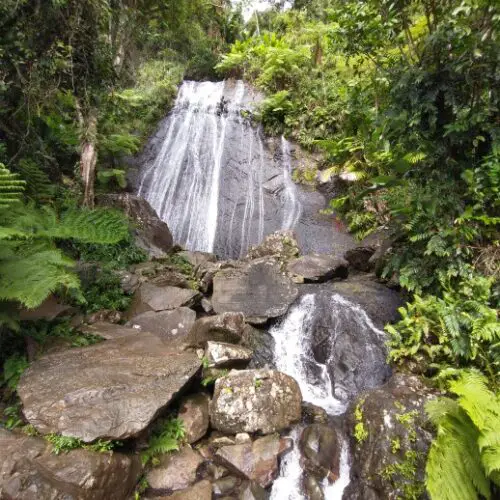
[137,80,337,259]
[269,292,387,499]
[281,136,303,231]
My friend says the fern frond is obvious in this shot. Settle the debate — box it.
[0,245,80,309]
[0,163,25,208]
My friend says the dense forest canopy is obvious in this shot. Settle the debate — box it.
[0,1,499,499]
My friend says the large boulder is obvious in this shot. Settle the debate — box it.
[205,341,253,369]
[295,281,400,401]
[178,393,211,444]
[0,430,141,500]
[127,308,196,342]
[286,254,348,283]
[212,258,299,323]
[187,312,245,347]
[344,373,437,500]
[146,446,205,494]
[300,424,340,482]
[98,193,173,257]
[128,283,200,317]
[216,434,293,488]
[18,333,201,442]
[210,369,302,435]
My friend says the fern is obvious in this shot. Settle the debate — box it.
[141,417,186,466]
[0,202,129,309]
[426,371,500,500]
[14,159,54,201]
[0,163,25,208]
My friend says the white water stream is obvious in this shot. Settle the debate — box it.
[269,293,386,499]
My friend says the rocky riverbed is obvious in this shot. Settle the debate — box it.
[0,198,437,500]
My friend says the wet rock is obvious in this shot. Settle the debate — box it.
[127,308,196,342]
[302,402,329,424]
[212,258,298,323]
[206,341,253,368]
[178,393,210,444]
[210,369,302,435]
[240,324,276,369]
[345,373,437,499]
[303,475,325,500]
[246,230,300,262]
[149,479,213,500]
[146,446,205,493]
[18,333,201,441]
[128,283,200,317]
[216,434,292,488]
[344,246,376,272]
[287,254,349,283]
[187,312,245,347]
[296,284,396,399]
[98,193,173,257]
[0,429,141,500]
[239,481,270,500]
[300,424,340,482]
[213,475,242,496]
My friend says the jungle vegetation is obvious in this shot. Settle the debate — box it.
[217,1,499,498]
[0,1,499,498]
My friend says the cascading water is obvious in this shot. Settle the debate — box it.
[269,292,387,499]
[138,80,306,258]
[137,79,355,259]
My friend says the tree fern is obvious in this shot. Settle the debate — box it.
[426,371,500,500]
[0,200,129,309]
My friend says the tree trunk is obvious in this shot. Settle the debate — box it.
[78,107,98,208]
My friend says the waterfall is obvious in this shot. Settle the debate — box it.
[269,292,387,499]
[138,80,330,259]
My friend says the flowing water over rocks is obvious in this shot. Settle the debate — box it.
[269,290,394,499]
[137,80,354,258]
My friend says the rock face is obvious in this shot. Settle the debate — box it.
[344,373,437,499]
[178,393,211,444]
[210,369,302,435]
[0,429,141,500]
[146,446,205,494]
[205,341,253,368]
[18,333,201,442]
[212,258,299,322]
[300,424,340,482]
[287,254,349,283]
[216,434,293,488]
[98,193,173,256]
[127,308,196,342]
[187,312,245,347]
[129,283,199,317]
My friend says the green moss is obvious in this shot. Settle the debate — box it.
[391,437,401,453]
[379,450,425,499]
[354,398,369,444]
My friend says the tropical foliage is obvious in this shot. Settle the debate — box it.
[218,1,499,497]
